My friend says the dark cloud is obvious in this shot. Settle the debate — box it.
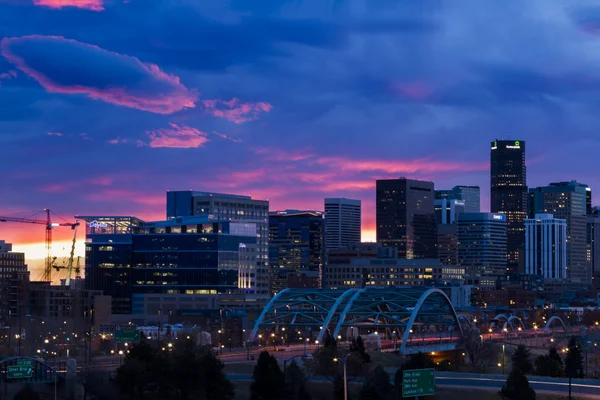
[1,35,197,114]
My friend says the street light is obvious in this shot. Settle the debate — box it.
[334,354,351,400]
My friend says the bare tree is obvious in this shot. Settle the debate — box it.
[461,326,491,372]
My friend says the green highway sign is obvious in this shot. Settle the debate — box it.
[402,368,435,398]
[115,329,141,343]
[7,365,32,379]
[16,359,32,366]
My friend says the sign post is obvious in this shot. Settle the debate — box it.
[115,329,141,343]
[402,368,435,398]
[7,359,33,379]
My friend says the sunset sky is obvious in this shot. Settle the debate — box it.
[2,0,600,277]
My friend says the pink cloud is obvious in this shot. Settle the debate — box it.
[0,73,10,80]
[107,137,127,144]
[0,35,197,115]
[391,81,435,100]
[80,133,93,140]
[315,157,487,174]
[47,132,63,136]
[90,176,112,186]
[202,98,273,124]
[144,123,209,148]
[85,189,164,206]
[251,146,315,162]
[33,0,104,11]
[38,182,79,193]
[212,131,242,143]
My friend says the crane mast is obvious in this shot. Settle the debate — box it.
[0,209,79,281]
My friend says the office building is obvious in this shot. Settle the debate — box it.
[0,241,29,326]
[437,224,459,266]
[490,140,527,274]
[78,216,259,314]
[529,181,590,285]
[376,178,436,259]
[435,186,480,213]
[587,187,593,215]
[525,214,567,279]
[269,210,325,295]
[457,213,508,287]
[587,212,600,288]
[165,191,269,297]
[325,257,463,290]
[324,198,361,251]
[435,199,465,224]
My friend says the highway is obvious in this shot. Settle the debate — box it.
[225,371,600,398]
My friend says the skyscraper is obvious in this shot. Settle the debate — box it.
[490,140,527,274]
[324,198,361,251]
[525,214,567,279]
[376,178,436,259]
[0,241,29,325]
[435,186,480,213]
[529,181,590,285]
[435,199,465,267]
[165,190,270,297]
[587,210,600,288]
[269,210,325,295]
[457,213,507,287]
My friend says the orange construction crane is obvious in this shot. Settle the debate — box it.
[0,209,79,281]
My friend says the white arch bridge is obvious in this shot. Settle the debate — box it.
[249,287,465,355]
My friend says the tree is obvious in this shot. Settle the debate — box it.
[499,368,536,400]
[461,326,490,371]
[250,351,286,400]
[512,344,533,374]
[565,336,584,399]
[323,331,337,348]
[359,365,395,400]
[285,360,307,400]
[14,386,40,400]
[350,336,371,364]
[535,347,564,378]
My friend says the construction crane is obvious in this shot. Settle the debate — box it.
[0,209,79,281]
[53,223,79,286]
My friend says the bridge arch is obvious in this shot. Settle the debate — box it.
[503,316,526,332]
[400,288,463,354]
[457,314,474,329]
[544,316,567,333]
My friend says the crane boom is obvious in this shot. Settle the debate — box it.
[0,209,79,281]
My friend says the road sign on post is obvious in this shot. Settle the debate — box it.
[402,368,435,398]
[8,360,33,379]
[115,329,141,343]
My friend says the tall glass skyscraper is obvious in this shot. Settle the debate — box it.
[376,178,436,259]
[490,140,527,274]
[435,186,480,213]
[529,181,590,285]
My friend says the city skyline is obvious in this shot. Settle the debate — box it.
[2,0,600,273]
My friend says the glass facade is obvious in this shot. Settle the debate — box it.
[490,140,527,274]
[269,211,325,295]
[80,216,257,314]
[376,178,437,259]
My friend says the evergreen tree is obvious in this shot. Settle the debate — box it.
[323,331,338,349]
[285,360,306,400]
[499,368,536,400]
[535,347,564,378]
[549,346,563,367]
[333,373,344,400]
[565,336,584,400]
[350,336,371,363]
[250,351,286,400]
[359,366,394,400]
[512,344,533,374]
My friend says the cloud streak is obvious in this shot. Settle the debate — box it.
[0,35,196,115]
[202,98,272,124]
[33,0,104,11]
[143,123,209,148]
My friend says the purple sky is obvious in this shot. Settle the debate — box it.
[1,0,600,275]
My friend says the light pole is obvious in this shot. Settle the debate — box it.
[502,344,505,375]
[334,354,351,400]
